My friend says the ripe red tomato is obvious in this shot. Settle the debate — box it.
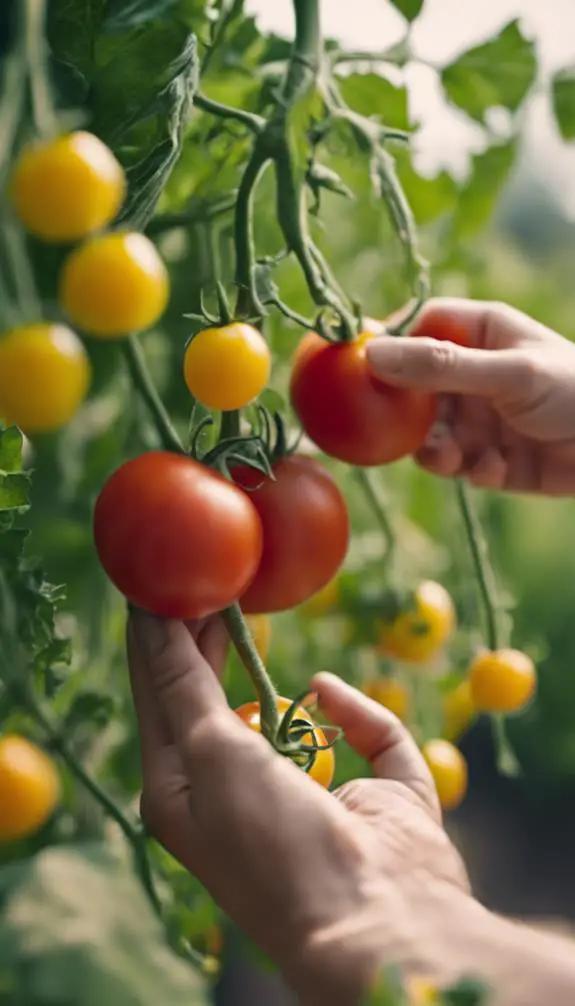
[94,452,262,619]
[290,322,436,466]
[233,455,349,614]
[235,696,335,788]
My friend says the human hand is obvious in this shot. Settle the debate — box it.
[366,299,575,494]
[127,609,471,1004]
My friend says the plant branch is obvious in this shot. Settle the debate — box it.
[234,148,270,318]
[455,480,500,651]
[146,195,237,236]
[200,0,243,75]
[354,468,396,576]
[280,0,321,104]
[123,336,184,454]
[223,603,280,740]
[194,93,265,134]
[22,0,59,139]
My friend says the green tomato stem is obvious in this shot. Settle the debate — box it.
[219,409,241,440]
[2,220,42,322]
[354,468,396,578]
[455,479,500,652]
[223,603,280,742]
[234,147,270,319]
[194,93,264,134]
[0,52,26,189]
[22,0,59,140]
[123,336,185,454]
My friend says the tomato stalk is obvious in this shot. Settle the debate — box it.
[354,468,396,577]
[123,335,184,454]
[22,0,59,140]
[2,218,41,322]
[455,479,500,651]
[223,603,280,741]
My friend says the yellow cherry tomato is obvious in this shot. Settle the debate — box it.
[422,738,467,811]
[0,323,91,433]
[469,648,536,713]
[362,677,410,722]
[442,680,476,742]
[0,735,61,841]
[235,696,335,788]
[245,613,272,662]
[183,323,270,411]
[407,976,439,1004]
[298,577,340,618]
[11,131,126,243]
[377,581,455,664]
[60,231,169,337]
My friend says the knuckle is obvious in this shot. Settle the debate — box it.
[425,339,458,379]
[514,351,541,392]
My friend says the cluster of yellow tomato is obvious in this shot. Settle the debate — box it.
[0,734,60,842]
[0,132,169,433]
[295,577,537,812]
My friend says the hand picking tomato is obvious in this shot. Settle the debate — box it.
[0,323,91,433]
[11,132,126,243]
[0,735,61,842]
[377,581,455,664]
[235,696,335,788]
[469,648,536,713]
[361,677,410,722]
[422,738,467,812]
[245,613,272,662]
[183,323,271,411]
[60,231,169,337]
[290,320,436,466]
[94,452,262,619]
[233,455,349,614]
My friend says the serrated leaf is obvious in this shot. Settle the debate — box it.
[395,152,457,223]
[551,65,575,141]
[0,427,24,474]
[337,73,410,130]
[0,472,30,512]
[450,138,518,242]
[103,0,179,31]
[388,0,424,22]
[0,527,29,564]
[441,20,536,124]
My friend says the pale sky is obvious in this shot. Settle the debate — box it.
[249,0,575,213]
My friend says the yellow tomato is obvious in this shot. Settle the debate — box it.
[362,677,410,722]
[236,697,335,788]
[442,680,476,742]
[469,648,536,713]
[60,231,169,337]
[377,581,455,664]
[407,976,439,1004]
[184,323,270,411]
[245,614,272,662]
[11,131,126,242]
[0,735,61,841]
[0,323,91,433]
[422,738,468,812]
[298,577,340,618]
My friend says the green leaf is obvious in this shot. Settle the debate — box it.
[0,427,24,473]
[338,73,410,130]
[441,20,537,124]
[103,0,179,31]
[388,0,424,23]
[0,844,208,1004]
[450,138,518,242]
[0,472,30,512]
[395,152,457,224]
[442,977,492,1006]
[551,65,575,141]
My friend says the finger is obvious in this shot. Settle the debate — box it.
[312,672,439,817]
[466,447,508,490]
[415,420,463,477]
[407,298,558,350]
[366,336,527,398]
[195,617,229,679]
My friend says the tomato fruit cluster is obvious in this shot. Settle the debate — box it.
[0,735,61,842]
[235,696,335,788]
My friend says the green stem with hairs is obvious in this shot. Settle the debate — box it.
[22,0,59,139]
[194,93,264,134]
[455,480,500,651]
[123,336,184,454]
[223,604,280,741]
[354,468,396,576]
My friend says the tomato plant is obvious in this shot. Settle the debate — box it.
[233,455,350,614]
[422,739,468,812]
[235,696,335,788]
[0,735,60,842]
[60,231,169,337]
[183,323,271,411]
[290,326,436,466]
[94,452,263,619]
[469,649,536,713]
[11,132,126,243]
[0,322,91,432]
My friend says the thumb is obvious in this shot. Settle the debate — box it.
[366,335,524,397]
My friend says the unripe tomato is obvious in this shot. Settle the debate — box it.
[94,452,263,619]
[469,648,536,713]
[0,735,60,842]
[60,231,169,337]
[233,455,349,614]
[377,581,455,664]
[298,577,340,619]
[11,132,126,243]
[422,739,467,811]
[290,321,436,466]
[183,323,270,411]
[235,696,335,788]
[442,680,475,742]
[362,677,410,722]
[245,613,272,662]
[0,323,91,433]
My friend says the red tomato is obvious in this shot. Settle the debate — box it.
[290,323,436,466]
[94,452,262,619]
[233,454,349,614]
[409,308,471,348]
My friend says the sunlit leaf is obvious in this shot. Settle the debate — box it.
[551,65,575,141]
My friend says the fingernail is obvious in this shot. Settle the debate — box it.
[365,337,406,375]
[131,609,169,659]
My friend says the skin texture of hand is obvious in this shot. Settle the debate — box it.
[366,298,575,494]
[127,609,470,1004]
